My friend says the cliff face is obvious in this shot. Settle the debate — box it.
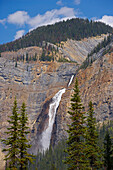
[53,50,113,145]
[78,52,113,121]
[59,34,108,63]
[0,34,112,168]
[0,56,78,166]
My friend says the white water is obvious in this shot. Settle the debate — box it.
[40,75,74,151]
[68,75,74,87]
[41,88,66,151]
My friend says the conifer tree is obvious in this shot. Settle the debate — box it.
[18,102,34,170]
[86,101,102,169]
[2,98,20,169]
[103,130,113,170]
[64,78,88,169]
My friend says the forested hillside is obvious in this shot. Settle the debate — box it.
[0,18,112,52]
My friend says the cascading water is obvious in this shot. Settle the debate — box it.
[68,75,74,87]
[40,75,74,151]
[40,88,66,151]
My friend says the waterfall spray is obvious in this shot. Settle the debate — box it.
[41,88,66,151]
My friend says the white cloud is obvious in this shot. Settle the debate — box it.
[96,15,113,27]
[2,7,77,33]
[74,0,80,5]
[7,11,29,26]
[14,30,25,40]
[56,0,63,6]
[0,18,6,25]
[28,7,76,30]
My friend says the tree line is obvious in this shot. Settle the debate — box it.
[0,18,112,52]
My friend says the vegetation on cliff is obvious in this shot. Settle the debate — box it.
[88,34,113,57]
[80,33,113,69]
[0,18,112,52]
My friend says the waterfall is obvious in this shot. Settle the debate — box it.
[68,75,74,87]
[40,88,66,151]
[40,75,74,151]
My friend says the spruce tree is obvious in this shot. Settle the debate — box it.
[103,130,113,170]
[86,101,102,169]
[64,78,88,169]
[18,102,34,170]
[2,98,20,169]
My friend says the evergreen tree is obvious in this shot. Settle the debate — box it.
[2,98,20,169]
[103,130,113,170]
[15,61,17,67]
[18,102,34,170]
[26,53,28,61]
[64,78,88,169]
[85,101,102,169]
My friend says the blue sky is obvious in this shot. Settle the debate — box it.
[0,0,113,45]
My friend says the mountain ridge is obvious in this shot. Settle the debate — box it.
[0,18,112,52]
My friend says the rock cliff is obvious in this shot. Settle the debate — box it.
[0,34,112,168]
[53,46,113,145]
[0,56,78,167]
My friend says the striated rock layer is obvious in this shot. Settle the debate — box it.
[53,51,113,145]
[0,57,78,168]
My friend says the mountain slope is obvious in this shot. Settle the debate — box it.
[0,18,112,52]
[52,38,113,145]
[1,34,108,64]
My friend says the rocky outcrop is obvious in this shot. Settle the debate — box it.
[58,34,108,63]
[53,50,113,145]
[78,52,113,121]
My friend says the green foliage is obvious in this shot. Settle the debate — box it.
[64,78,89,169]
[19,102,34,170]
[0,18,112,52]
[2,99,34,169]
[26,53,29,61]
[33,53,37,61]
[57,57,76,63]
[80,34,113,70]
[2,98,20,169]
[88,34,112,57]
[29,139,68,170]
[39,50,54,61]
[85,101,102,169]
[15,61,17,67]
[103,131,113,170]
